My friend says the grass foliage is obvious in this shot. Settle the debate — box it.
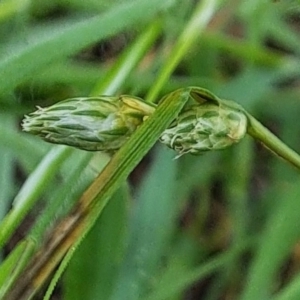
[1,0,300,299]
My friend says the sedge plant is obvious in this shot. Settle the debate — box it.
[1,1,300,300]
[16,85,300,300]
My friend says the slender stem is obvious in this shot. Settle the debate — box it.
[146,0,221,102]
[91,20,162,96]
[247,113,300,170]
[145,237,255,300]
[0,114,14,223]
[0,146,72,248]
[0,239,35,300]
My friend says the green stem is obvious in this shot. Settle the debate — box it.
[246,113,300,170]
[0,146,72,248]
[0,239,35,299]
[0,114,14,222]
[91,19,162,96]
[146,0,221,102]
[145,238,254,300]
[0,0,29,21]
[274,272,300,300]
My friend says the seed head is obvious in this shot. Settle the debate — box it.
[159,103,247,156]
[22,95,155,151]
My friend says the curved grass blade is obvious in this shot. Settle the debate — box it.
[146,0,222,102]
[240,179,300,300]
[0,239,35,299]
[0,0,174,94]
[0,146,73,248]
[145,239,253,300]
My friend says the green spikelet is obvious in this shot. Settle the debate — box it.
[22,89,248,157]
[159,102,247,156]
[22,95,155,151]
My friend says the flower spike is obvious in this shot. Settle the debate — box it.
[22,95,155,151]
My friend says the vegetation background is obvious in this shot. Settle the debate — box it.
[1,0,300,299]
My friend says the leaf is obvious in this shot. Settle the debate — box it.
[109,146,179,300]
[0,239,35,299]
[0,0,175,94]
[0,146,73,248]
[240,178,300,300]
[63,186,128,300]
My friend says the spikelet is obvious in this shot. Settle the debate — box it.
[22,95,155,151]
[22,89,247,157]
[159,102,247,157]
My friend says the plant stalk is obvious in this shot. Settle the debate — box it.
[246,113,300,170]
[146,0,221,102]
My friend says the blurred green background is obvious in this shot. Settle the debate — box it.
[1,0,300,299]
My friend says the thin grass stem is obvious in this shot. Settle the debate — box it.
[246,113,300,170]
[146,0,221,102]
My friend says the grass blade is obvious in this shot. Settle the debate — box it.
[0,0,175,94]
[146,0,222,102]
[109,146,178,300]
[0,146,72,248]
[241,178,300,300]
